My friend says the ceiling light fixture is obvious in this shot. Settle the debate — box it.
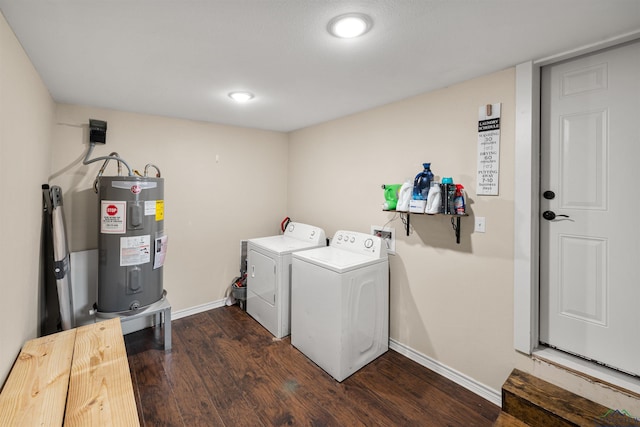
[228,91,254,103]
[327,13,373,39]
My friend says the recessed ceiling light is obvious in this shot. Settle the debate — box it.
[228,91,254,102]
[327,13,372,38]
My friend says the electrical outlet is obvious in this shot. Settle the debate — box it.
[371,226,396,255]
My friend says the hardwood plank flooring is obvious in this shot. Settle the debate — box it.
[125,306,500,426]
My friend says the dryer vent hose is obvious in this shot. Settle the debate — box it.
[280,217,291,233]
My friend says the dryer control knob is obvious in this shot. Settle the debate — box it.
[350,237,355,243]
[364,238,373,248]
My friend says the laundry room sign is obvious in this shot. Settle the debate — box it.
[476,103,501,195]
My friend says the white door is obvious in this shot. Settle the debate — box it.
[540,40,640,376]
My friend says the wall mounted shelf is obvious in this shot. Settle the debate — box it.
[383,210,467,244]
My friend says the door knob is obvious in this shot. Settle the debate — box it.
[543,211,570,220]
[543,191,555,200]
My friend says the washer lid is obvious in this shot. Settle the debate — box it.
[248,235,324,255]
[292,246,387,273]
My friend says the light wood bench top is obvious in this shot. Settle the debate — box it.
[0,328,76,425]
[0,318,140,426]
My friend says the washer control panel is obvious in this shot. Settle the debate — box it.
[331,230,385,258]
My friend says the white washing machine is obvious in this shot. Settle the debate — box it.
[291,230,389,382]
[246,222,326,338]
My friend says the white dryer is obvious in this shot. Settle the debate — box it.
[291,230,389,382]
[246,222,326,338]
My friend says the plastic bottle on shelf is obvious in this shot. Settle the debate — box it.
[454,184,466,215]
[412,163,434,200]
[396,180,413,212]
[425,181,442,214]
[382,184,402,210]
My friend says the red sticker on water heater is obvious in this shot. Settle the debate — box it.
[131,185,141,194]
[106,204,118,216]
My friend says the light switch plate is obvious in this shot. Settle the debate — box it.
[475,217,486,233]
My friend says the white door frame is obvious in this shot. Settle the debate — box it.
[514,30,640,355]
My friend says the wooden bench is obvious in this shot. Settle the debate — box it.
[0,318,140,426]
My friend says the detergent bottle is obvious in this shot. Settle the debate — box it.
[395,180,413,212]
[412,163,434,200]
[454,184,466,214]
[382,184,402,210]
[425,181,442,214]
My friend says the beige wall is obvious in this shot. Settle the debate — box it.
[288,69,516,392]
[0,12,55,384]
[51,105,289,312]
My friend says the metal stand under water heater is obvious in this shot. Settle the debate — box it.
[83,120,170,346]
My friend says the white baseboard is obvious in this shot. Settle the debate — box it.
[389,338,501,407]
[172,298,227,321]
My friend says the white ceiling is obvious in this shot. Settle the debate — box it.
[1,1,639,132]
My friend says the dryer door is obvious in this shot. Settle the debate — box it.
[248,249,276,305]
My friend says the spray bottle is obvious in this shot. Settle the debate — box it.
[454,184,466,215]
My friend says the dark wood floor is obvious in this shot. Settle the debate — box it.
[124,305,500,426]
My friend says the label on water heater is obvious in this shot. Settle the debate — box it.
[144,199,164,221]
[120,235,151,266]
[155,200,164,221]
[111,181,158,191]
[153,235,168,269]
[100,200,126,234]
[144,200,156,216]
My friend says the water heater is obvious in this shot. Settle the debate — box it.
[97,176,165,313]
